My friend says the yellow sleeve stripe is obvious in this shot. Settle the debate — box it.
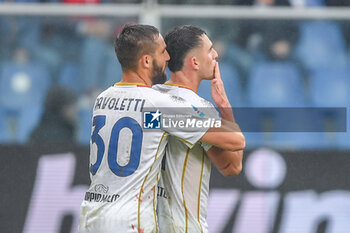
[181,148,191,233]
[175,136,193,147]
[153,172,159,233]
[138,132,167,231]
[197,151,205,233]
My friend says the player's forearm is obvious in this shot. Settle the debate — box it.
[201,124,245,152]
[221,118,243,135]
[212,90,235,122]
[207,147,243,176]
[219,105,235,122]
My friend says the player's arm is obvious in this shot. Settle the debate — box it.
[204,61,244,176]
[210,62,235,122]
[200,119,245,151]
[201,116,244,175]
[206,147,243,176]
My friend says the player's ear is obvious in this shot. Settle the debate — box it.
[140,54,152,68]
[190,56,200,71]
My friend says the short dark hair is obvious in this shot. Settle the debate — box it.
[115,24,160,71]
[165,25,206,72]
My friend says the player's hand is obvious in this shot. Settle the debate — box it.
[211,62,230,108]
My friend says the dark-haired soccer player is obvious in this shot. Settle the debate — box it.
[155,25,244,233]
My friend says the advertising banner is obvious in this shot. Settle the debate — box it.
[1,145,349,233]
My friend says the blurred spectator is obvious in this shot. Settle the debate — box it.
[0,47,51,143]
[0,16,40,61]
[57,0,125,92]
[259,21,299,61]
[28,86,78,145]
[77,19,123,93]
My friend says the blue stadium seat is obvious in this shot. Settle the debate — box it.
[198,61,243,107]
[310,67,350,107]
[0,62,51,143]
[247,61,305,107]
[81,38,122,91]
[304,0,325,6]
[58,62,81,94]
[81,38,106,91]
[77,107,93,145]
[309,67,350,148]
[266,132,330,150]
[246,61,315,149]
[0,62,51,108]
[102,49,123,88]
[295,20,347,72]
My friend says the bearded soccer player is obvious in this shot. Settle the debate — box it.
[154,25,244,233]
[78,24,245,233]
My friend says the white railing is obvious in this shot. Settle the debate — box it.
[1,3,350,18]
[0,3,350,29]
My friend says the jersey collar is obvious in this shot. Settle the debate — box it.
[163,82,193,91]
[114,82,149,87]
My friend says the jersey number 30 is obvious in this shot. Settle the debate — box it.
[89,115,143,177]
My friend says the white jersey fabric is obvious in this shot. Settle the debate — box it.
[78,83,211,233]
[153,84,220,233]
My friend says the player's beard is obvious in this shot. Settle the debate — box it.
[151,60,167,85]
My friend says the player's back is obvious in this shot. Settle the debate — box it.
[79,83,169,233]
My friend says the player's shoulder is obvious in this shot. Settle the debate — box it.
[95,86,114,99]
[181,88,214,109]
[149,84,189,107]
[152,84,178,95]
[197,95,215,108]
[152,84,167,92]
[154,84,201,103]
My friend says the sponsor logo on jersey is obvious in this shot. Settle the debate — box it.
[191,105,205,117]
[94,184,109,193]
[170,95,186,103]
[84,192,120,203]
[143,110,162,129]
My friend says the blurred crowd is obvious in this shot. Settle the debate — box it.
[0,1,350,149]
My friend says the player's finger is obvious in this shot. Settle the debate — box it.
[214,62,222,80]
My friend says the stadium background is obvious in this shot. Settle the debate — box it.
[0,1,350,233]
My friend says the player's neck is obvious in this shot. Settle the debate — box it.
[120,70,151,87]
[167,71,200,93]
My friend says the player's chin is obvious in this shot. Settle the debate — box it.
[203,75,215,81]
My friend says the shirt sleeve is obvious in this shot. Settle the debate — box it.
[199,141,212,152]
[146,91,218,148]
[197,98,221,151]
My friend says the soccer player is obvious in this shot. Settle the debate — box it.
[78,24,245,233]
[154,25,244,233]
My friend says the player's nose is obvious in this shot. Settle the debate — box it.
[213,49,218,60]
[165,50,170,61]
